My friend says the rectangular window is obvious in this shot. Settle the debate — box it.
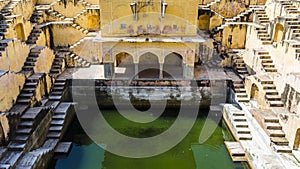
[173,25,178,30]
[120,24,127,30]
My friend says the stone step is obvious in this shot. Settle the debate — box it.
[268,129,285,137]
[8,142,26,151]
[238,134,252,140]
[262,63,275,67]
[15,128,32,135]
[233,117,247,122]
[51,91,63,96]
[235,122,249,128]
[232,111,245,116]
[52,86,65,91]
[265,89,279,95]
[271,137,289,146]
[18,121,34,128]
[265,122,282,130]
[264,117,279,123]
[262,84,276,90]
[266,95,282,101]
[51,120,64,126]
[237,98,250,103]
[265,67,277,72]
[233,83,244,88]
[237,128,251,134]
[17,99,31,104]
[19,93,33,98]
[14,135,29,142]
[234,88,246,93]
[53,114,66,120]
[54,82,65,86]
[272,145,292,153]
[236,93,248,98]
[269,100,284,107]
[47,132,61,138]
[49,95,62,101]
[49,126,63,132]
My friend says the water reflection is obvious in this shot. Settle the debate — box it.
[54,110,248,169]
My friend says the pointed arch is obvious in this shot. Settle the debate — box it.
[273,23,284,42]
[138,52,159,78]
[15,23,25,42]
[163,52,183,78]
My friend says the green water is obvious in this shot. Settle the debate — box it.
[53,110,249,169]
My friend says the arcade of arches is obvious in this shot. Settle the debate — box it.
[114,52,184,79]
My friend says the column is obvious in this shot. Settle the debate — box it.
[104,63,114,79]
[159,63,163,79]
[134,63,139,79]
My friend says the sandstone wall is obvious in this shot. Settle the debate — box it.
[50,24,85,46]
[34,47,55,73]
[0,39,30,72]
[0,71,25,112]
[72,39,102,63]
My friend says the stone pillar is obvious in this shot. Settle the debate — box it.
[104,63,114,79]
[159,63,163,79]
[134,63,139,79]
[183,64,194,80]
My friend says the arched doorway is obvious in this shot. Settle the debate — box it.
[273,23,284,42]
[293,128,300,150]
[163,53,183,79]
[87,15,99,31]
[250,84,259,100]
[15,23,25,42]
[138,52,159,79]
[115,52,134,78]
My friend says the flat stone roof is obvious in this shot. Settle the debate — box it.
[93,31,206,43]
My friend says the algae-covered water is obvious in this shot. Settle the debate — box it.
[53,109,249,169]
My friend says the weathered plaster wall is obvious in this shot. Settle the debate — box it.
[34,47,55,73]
[0,71,25,112]
[52,1,85,18]
[72,39,102,63]
[5,16,32,41]
[74,9,100,31]
[211,0,247,18]
[51,24,85,46]
[100,0,198,36]
[280,114,300,149]
[0,39,30,72]
[222,25,247,49]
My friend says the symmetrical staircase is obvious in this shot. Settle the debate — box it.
[254,9,273,45]
[47,103,72,140]
[25,27,42,45]
[48,79,67,102]
[263,117,292,153]
[16,73,44,105]
[232,54,249,78]
[49,52,67,75]
[71,23,89,35]
[233,80,249,103]
[257,51,277,72]
[29,8,43,24]
[280,1,300,15]
[260,79,284,107]
[224,105,252,140]
[69,52,91,67]
[199,0,221,9]
[21,46,44,72]
[0,0,20,40]
[8,107,47,151]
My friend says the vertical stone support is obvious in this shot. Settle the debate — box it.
[104,63,114,79]
[134,63,139,79]
[159,63,163,79]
